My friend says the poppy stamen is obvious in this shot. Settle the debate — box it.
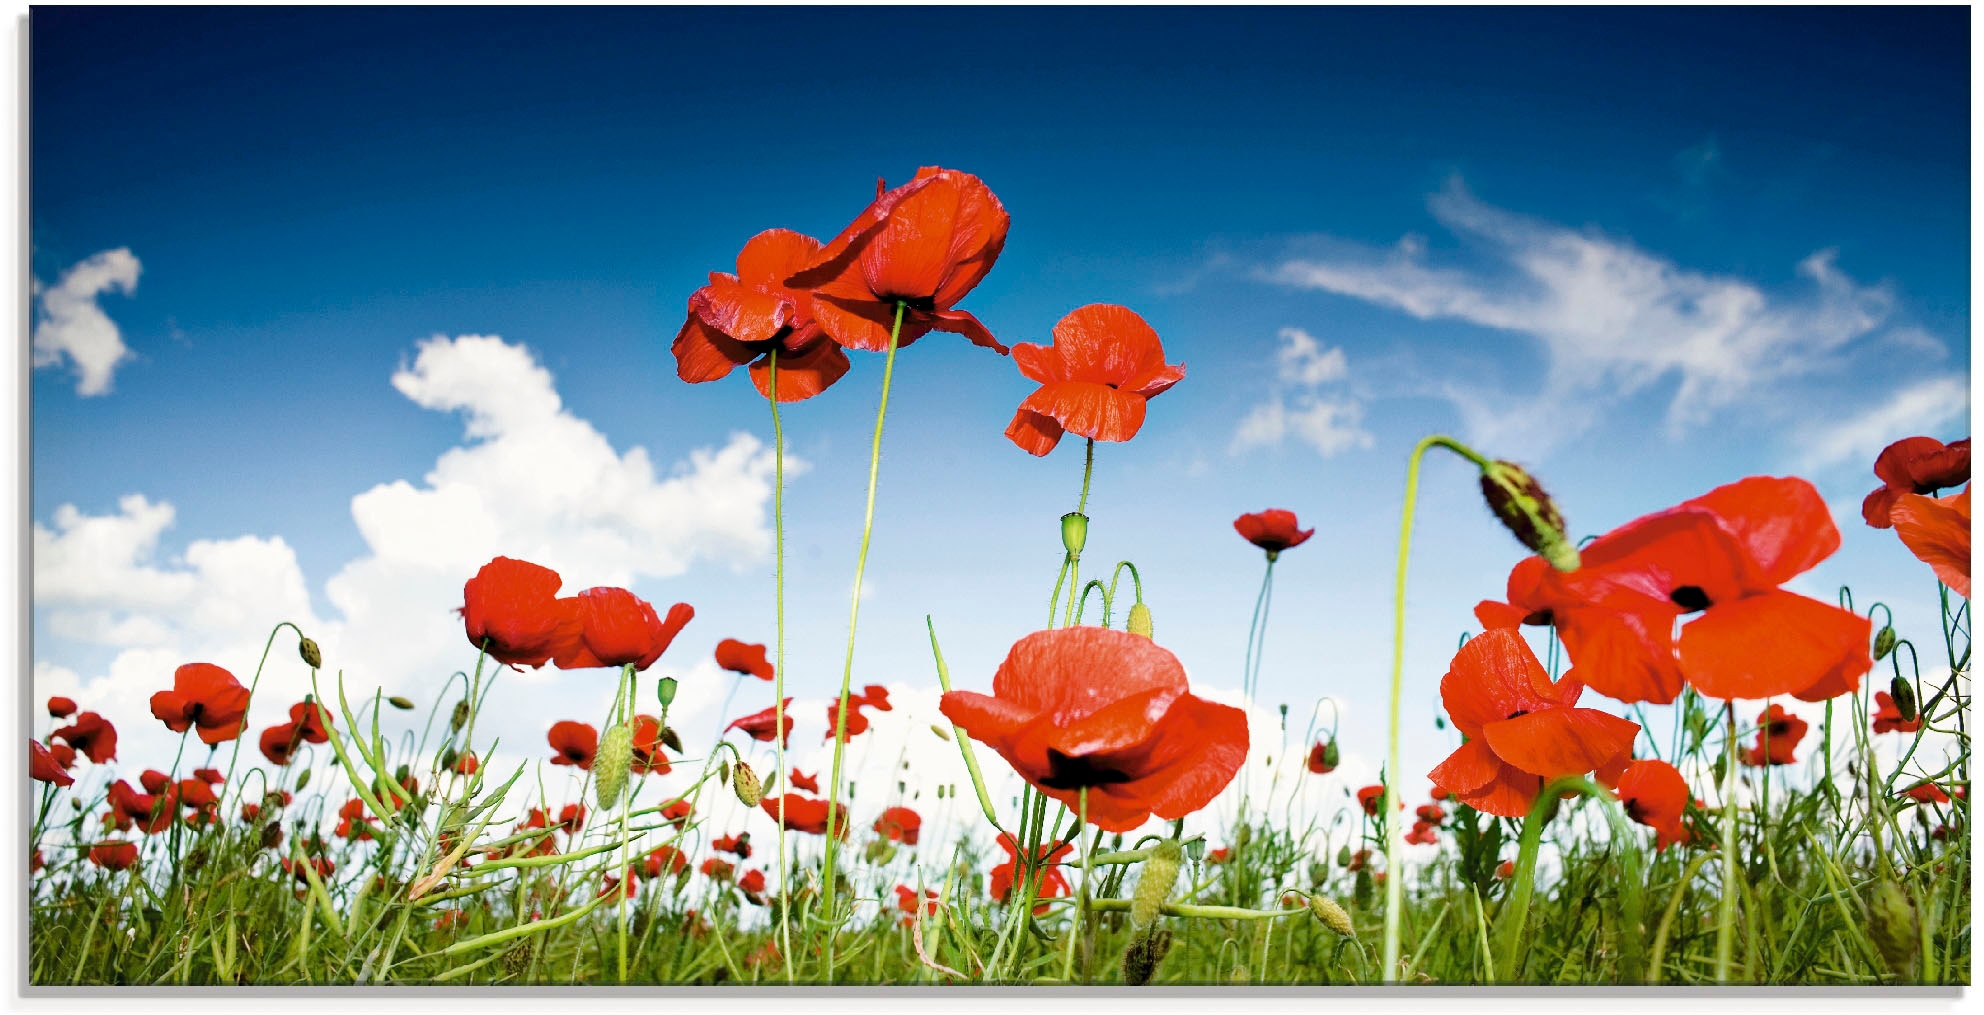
[1668,585,1713,612]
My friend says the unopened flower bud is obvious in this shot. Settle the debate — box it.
[260,822,284,851]
[732,761,763,808]
[1060,512,1089,558]
[1866,878,1919,977]
[1478,459,1579,573]
[1336,844,1352,867]
[1353,867,1374,909]
[294,768,312,792]
[1309,895,1354,937]
[387,696,415,711]
[1131,840,1184,930]
[1127,602,1153,639]
[450,700,471,732]
[594,724,633,809]
[1120,928,1172,987]
[1873,625,1898,662]
[659,726,684,753]
[1233,825,1252,851]
[298,637,322,670]
[930,724,953,742]
[656,676,678,709]
[1891,676,1918,724]
[864,839,897,865]
[1323,740,1341,769]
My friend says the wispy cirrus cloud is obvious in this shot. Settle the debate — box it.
[1797,374,1970,474]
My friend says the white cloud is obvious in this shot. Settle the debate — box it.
[1268,179,1899,453]
[1231,327,1373,457]
[32,248,142,397]
[1274,326,1349,386]
[1797,374,1970,473]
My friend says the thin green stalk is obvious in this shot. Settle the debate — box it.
[1716,703,1740,983]
[1059,788,1089,982]
[767,348,794,985]
[1060,438,1096,630]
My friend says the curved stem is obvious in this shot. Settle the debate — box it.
[1647,850,1714,984]
[767,348,794,984]
[1492,774,1644,982]
[820,300,906,979]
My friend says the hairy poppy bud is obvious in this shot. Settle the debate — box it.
[1120,928,1172,987]
[1866,878,1919,977]
[1061,512,1089,558]
[1478,460,1579,573]
[863,839,897,865]
[594,724,633,809]
[1890,676,1918,724]
[1310,895,1354,936]
[1873,625,1898,662]
[440,746,459,771]
[449,700,471,732]
[387,696,415,711]
[294,768,312,792]
[1132,839,1184,930]
[656,676,678,709]
[1127,602,1153,639]
[732,761,763,808]
[930,724,953,742]
[659,726,684,753]
[1353,867,1374,909]
[298,637,322,670]
[185,847,209,873]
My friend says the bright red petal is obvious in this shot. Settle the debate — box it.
[690,275,793,347]
[1684,476,1840,586]
[1004,408,1066,457]
[735,228,824,289]
[1890,488,1970,598]
[989,627,1186,723]
[1480,708,1638,780]
[1016,382,1148,445]
[1678,590,1872,701]
[672,313,751,384]
[1050,304,1167,388]
[1010,342,1065,384]
[747,338,850,403]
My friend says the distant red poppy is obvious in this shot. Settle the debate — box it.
[596,867,638,900]
[193,768,223,785]
[433,909,469,932]
[1346,849,1372,872]
[895,885,939,926]
[700,857,735,881]
[1404,821,1439,846]
[1890,487,1970,598]
[873,806,922,846]
[789,769,819,793]
[1495,859,1514,879]
[1003,304,1186,456]
[860,684,893,712]
[1206,846,1233,864]
[51,711,116,764]
[786,167,1009,355]
[728,701,794,748]
[1902,781,1951,804]
[548,721,598,770]
[989,831,1071,914]
[1427,629,1638,818]
[553,588,693,672]
[89,841,139,871]
[177,779,218,811]
[759,794,848,838]
[336,798,376,840]
[259,724,302,766]
[1737,705,1806,767]
[31,849,43,873]
[1862,436,1969,529]
[556,804,587,835]
[460,556,581,669]
[713,832,752,859]
[105,780,163,833]
[29,740,73,786]
[642,845,689,878]
[289,701,334,743]
[450,751,480,776]
[148,663,251,745]
[240,802,262,823]
[1234,509,1314,557]
[1615,759,1692,851]
[941,626,1248,833]
[1430,785,1452,802]
[1415,804,1446,824]
[715,638,775,681]
[673,228,852,403]
[660,799,694,828]
[626,715,672,775]
[738,868,767,897]
[1873,691,1924,735]
[47,696,76,719]
[1356,785,1385,817]
[1306,739,1338,775]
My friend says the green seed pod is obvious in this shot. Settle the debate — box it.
[1873,625,1898,662]
[298,637,322,670]
[387,696,416,711]
[659,726,684,753]
[1890,676,1919,724]
[1309,895,1354,937]
[656,676,678,709]
[1061,512,1089,558]
[864,839,898,865]
[294,768,312,792]
[1120,928,1172,987]
[450,699,471,732]
[1127,602,1153,639]
[1322,740,1341,769]
[594,724,633,810]
[1866,879,1920,977]
[732,761,763,808]
[1130,840,1184,930]
[1478,459,1580,573]
[717,759,730,786]
[440,746,460,772]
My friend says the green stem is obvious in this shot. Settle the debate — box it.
[1715,703,1740,983]
[1060,438,1096,630]
[927,618,1005,835]
[1059,788,1089,982]
[1491,774,1643,982]
[820,299,907,980]
[767,348,794,985]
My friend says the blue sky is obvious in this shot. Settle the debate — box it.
[29,8,1971,850]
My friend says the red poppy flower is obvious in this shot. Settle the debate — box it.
[336,798,377,840]
[548,721,598,770]
[89,841,139,871]
[1206,846,1233,864]
[193,768,224,785]
[627,715,672,775]
[1862,436,1969,529]
[859,684,893,712]
[450,751,480,776]
[660,799,693,828]
[1305,739,1338,775]
[596,866,639,900]
[1430,785,1452,802]
[51,711,116,764]
[259,724,302,766]
[1003,304,1186,456]
[48,742,76,772]
[989,831,1071,915]
[1415,804,1446,824]
[712,832,752,859]
[1614,759,1692,850]
[673,229,852,403]
[553,588,694,672]
[148,663,251,745]
[642,845,689,878]
[1890,487,1970,598]
[1427,629,1639,819]
[460,556,581,669]
[139,769,173,795]
[1737,705,1807,768]
[433,909,470,932]
[177,779,218,811]
[47,696,76,719]
[873,806,922,846]
[31,849,43,874]
[738,868,767,897]
[1873,691,1924,735]
[288,701,334,743]
[29,740,73,786]
[785,167,1009,355]
[1234,509,1314,557]
[240,802,263,823]
[728,700,794,748]
[895,885,939,925]
[789,769,819,793]
[759,794,848,838]
[106,780,177,835]
[1346,849,1372,872]
[554,804,587,835]
[1356,785,1385,817]
[700,857,735,881]
[1404,821,1439,846]
[715,638,775,681]
[1494,859,1514,879]
[1593,753,1630,790]
[940,626,1249,833]
[1902,781,1951,804]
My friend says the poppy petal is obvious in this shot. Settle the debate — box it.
[734,228,824,288]
[1555,605,1687,705]
[1474,600,1529,630]
[672,314,752,384]
[1438,629,1563,738]
[1429,739,1504,796]
[1011,342,1066,384]
[1480,709,1638,780]
[1004,408,1066,457]
[1050,303,1167,388]
[1678,590,1872,701]
[1890,488,1970,598]
[1093,693,1249,827]
[1862,485,1901,530]
[989,627,1185,722]
[811,294,933,353]
[1016,382,1148,445]
[1684,476,1840,587]
[690,276,793,347]
[938,690,1039,745]
[748,338,851,403]
[926,308,1008,354]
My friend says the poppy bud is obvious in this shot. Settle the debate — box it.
[1131,839,1183,930]
[440,746,459,771]
[1120,928,1172,987]
[294,768,312,792]
[657,676,678,709]
[659,726,684,753]
[1127,602,1153,639]
[1229,965,1248,983]
[395,764,412,786]
[1890,676,1918,724]
[298,637,322,669]
[387,696,416,711]
[1309,895,1354,937]
[1061,512,1089,558]
[930,724,952,742]
[1233,825,1252,851]
[1873,625,1898,662]
[1866,878,1919,977]
[260,822,284,851]
[864,839,897,864]
[450,700,471,732]
[732,761,763,808]
[1353,867,1374,909]
[1335,844,1352,867]
[1322,741,1341,770]
[1478,460,1579,573]
[717,759,730,786]
[594,724,633,809]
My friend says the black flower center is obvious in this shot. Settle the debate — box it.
[1523,609,1555,627]
[1669,585,1713,613]
[1506,709,1530,720]
[1039,748,1136,790]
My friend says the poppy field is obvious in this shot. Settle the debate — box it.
[26,167,1972,988]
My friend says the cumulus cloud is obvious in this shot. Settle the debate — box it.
[32,248,142,397]
[1231,327,1374,457]
[1268,179,1899,453]
[1796,374,1970,474]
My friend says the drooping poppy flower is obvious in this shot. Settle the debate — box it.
[673,228,853,403]
[335,798,377,840]
[642,845,689,878]
[1404,822,1439,846]
[29,740,73,786]
[554,804,587,835]
[1356,785,1385,817]
[789,769,819,793]
[786,167,1009,355]
[1862,436,1969,529]
[1890,487,1970,598]
[1902,781,1952,804]
[1306,739,1339,775]
[51,711,116,764]
[1873,691,1924,735]
[700,857,735,881]
[713,832,752,859]
[873,806,922,846]
[660,798,693,829]
[860,684,893,712]
[626,715,672,775]
[1427,629,1639,819]
[713,640,775,684]
[1234,509,1314,558]
[1737,705,1807,768]
[894,885,939,926]
[460,556,580,669]
[1003,304,1186,456]
[555,588,694,672]
[1430,785,1452,802]
[1415,804,1446,825]
[1345,849,1372,872]
[107,780,177,836]
[47,696,76,719]
[728,701,794,748]
[1614,759,1693,851]
[989,831,1071,915]
[759,794,848,838]
[193,767,224,785]
[825,699,875,742]
[288,701,334,743]
[259,724,302,766]
[940,626,1248,833]
[547,721,598,770]
[89,841,139,871]
[149,662,251,745]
